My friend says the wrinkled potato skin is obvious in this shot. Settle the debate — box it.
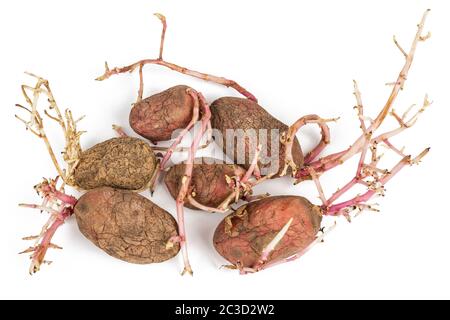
[129,85,194,142]
[74,187,180,264]
[73,137,156,190]
[210,97,304,176]
[213,196,322,268]
[164,157,246,210]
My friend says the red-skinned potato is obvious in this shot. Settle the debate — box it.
[74,187,180,264]
[164,157,246,210]
[210,97,304,176]
[213,195,322,268]
[129,85,195,142]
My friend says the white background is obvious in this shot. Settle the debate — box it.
[1,0,449,300]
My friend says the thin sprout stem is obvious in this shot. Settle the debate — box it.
[356,131,372,177]
[252,217,294,270]
[112,124,128,137]
[18,204,60,215]
[174,92,199,276]
[336,10,430,165]
[160,91,200,170]
[296,10,430,180]
[353,80,367,133]
[154,13,166,60]
[242,144,262,182]
[216,145,268,211]
[248,223,337,273]
[325,149,429,215]
[20,178,76,274]
[382,139,406,157]
[187,195,227,213]
[327,177,359,206]
[308,167,327,206]
[96,14,256,102]
[138,64,144,102]
[281,115,334,176]
[174,91,211,275]
[16,74,84,186]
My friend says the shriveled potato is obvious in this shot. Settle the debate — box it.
[73,137,156,190]
[164,157,246,210]
[213,195,322,268]
[210,97,304,176]
[74,187,179,264]
[129,85,195,142]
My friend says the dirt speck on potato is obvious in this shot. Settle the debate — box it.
[74,187,180,264]
[213,195,322,267]
[165,158,246,210]
[210,97,304,175]
[129,85,194,142]
[73,137,156,190]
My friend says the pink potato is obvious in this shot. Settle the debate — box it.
[214,195,322,268]
[210,97,304,176]
[129,85,195,142]
[164,158,246,210]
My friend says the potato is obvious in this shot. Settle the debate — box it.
[164,157,246,210]
[73,137,157,190]
[129,85,194,142]
[210,97,304,176]
[213,195,322,268]
[74,187,180,264]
